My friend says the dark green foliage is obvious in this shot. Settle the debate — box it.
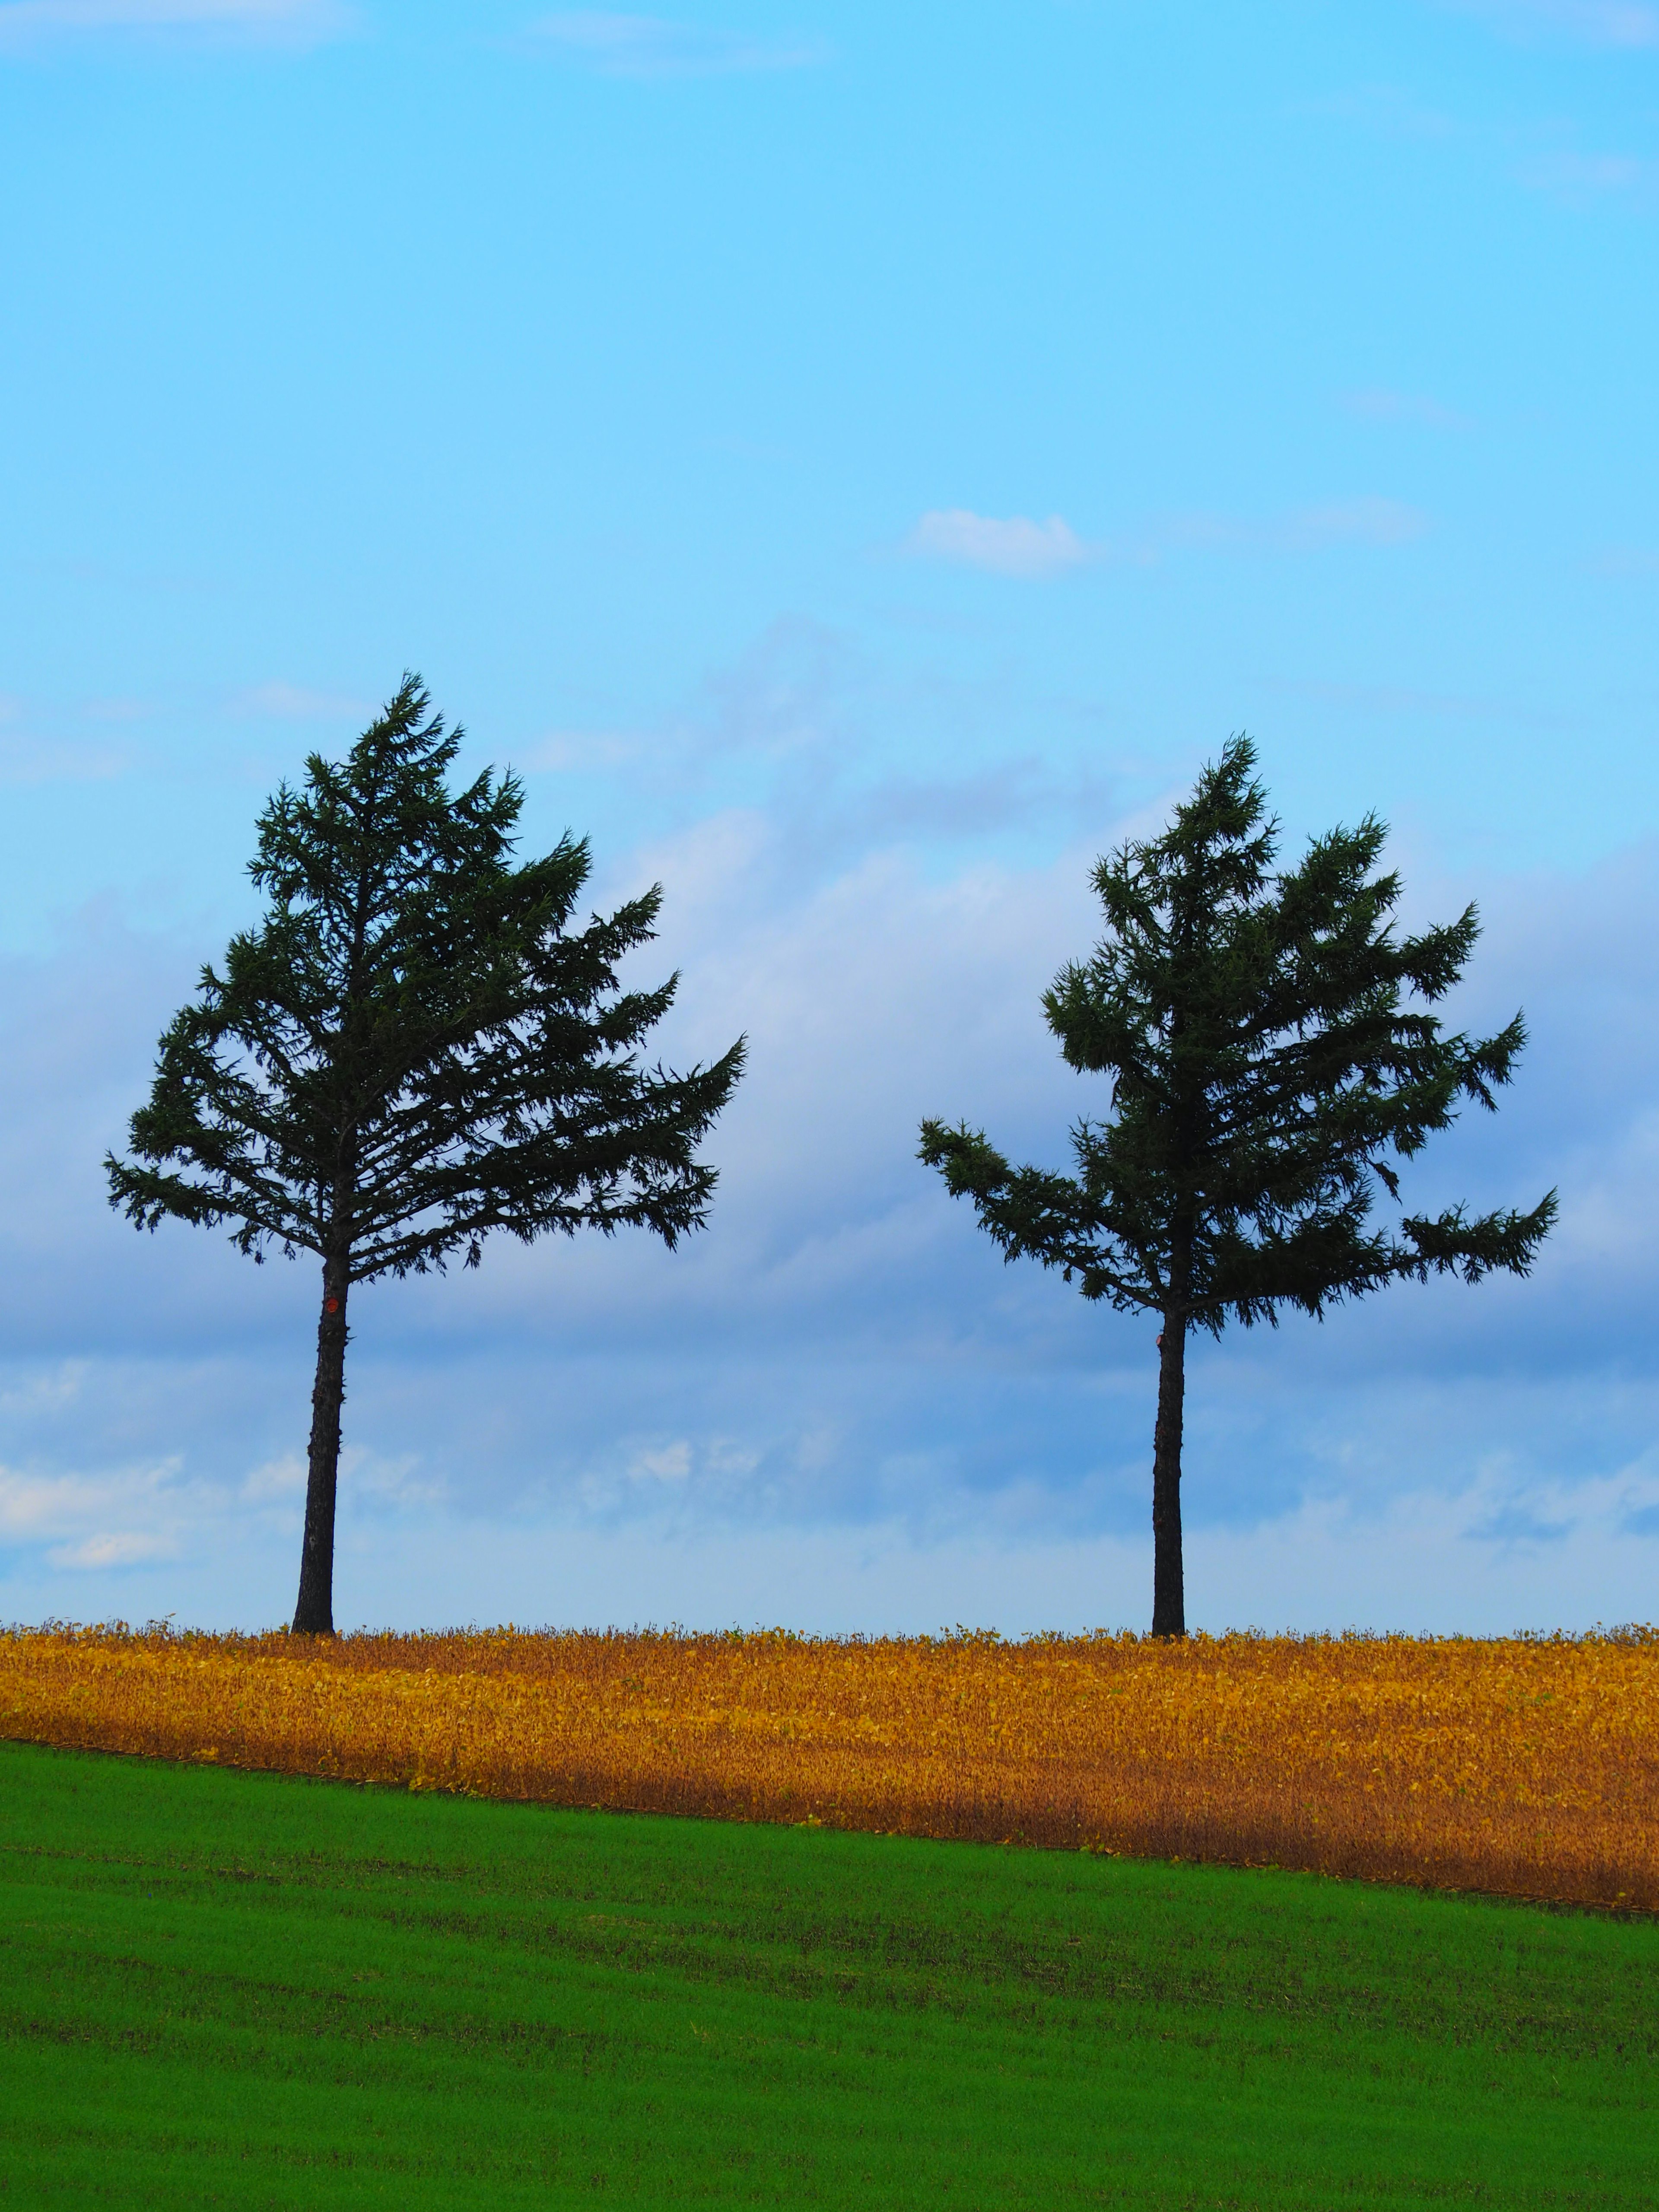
[108,675,742,1279]
[4,1740,1656,2210]
[921,737,1554,1634]
[922,734,1553,1329]
[106,677,744,1631]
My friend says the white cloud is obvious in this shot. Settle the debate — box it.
[1263,676,1514,721]
[1279,497,1429,548]
[0,1459,190,1577]
[525,12,828,78]
[0,1468,104,1539]
[518,731,645,773]
[1170,498,1429,553]
[1342,388,1471,430]
[907,500,1427,579]
[908,510,1094,578]
[0,0,350,46]
[1,714,1657,1634]
[0,734,130,785]
[241,1452,306,1501]
[10,1475,1659,1633]
[1301,86,1458,143]
[1591,545,1659,574]
[48,1530,175,1570]
[630,1440,692,1483]
[1447,0,1659,47]
[343,1443,436,1506]
[233,681,372,721]
[1522,149,1655,199]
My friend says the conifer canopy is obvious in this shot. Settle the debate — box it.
[108,676,744,1631]
[920,736,1554,1635]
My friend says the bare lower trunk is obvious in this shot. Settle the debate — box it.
[1151,1307,1187,1639]
[292,1257,349,1635]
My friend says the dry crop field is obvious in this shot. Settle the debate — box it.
[3,1621,1654,1912]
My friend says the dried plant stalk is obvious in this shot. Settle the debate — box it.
[4,1623,1654,1911]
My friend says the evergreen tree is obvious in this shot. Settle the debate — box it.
[919,737,1554,1637]
[108,677,745,1634]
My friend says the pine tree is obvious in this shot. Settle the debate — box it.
[919,736,1555,1637]
[108,677,745,1634]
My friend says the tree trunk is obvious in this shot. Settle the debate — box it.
[1150,1306,1187,1638]
[292,1256,350,1635]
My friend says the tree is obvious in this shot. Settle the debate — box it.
[919,736,1555,1638]
[108,677,745,1634]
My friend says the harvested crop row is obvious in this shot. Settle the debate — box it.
[4,1623,1654,1910]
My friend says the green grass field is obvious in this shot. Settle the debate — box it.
[2,1740,1655,2209]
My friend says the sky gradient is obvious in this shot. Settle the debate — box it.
[2,0,1656,1633]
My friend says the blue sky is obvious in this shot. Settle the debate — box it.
[2,0,1656,1633]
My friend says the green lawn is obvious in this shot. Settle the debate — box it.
[1,1739,1655,2209]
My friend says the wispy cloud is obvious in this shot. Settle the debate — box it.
[1589,544,1659,574]
[232,680,372,720]
[518,731,645,772]
[241,1453,306,1502]
[1446,0,1659,47]
[908,510,1093,578]
[48,1530,176,1569]
[0,735,131,785]
[1306,76,1654,216]
[1465,1500,1575,1545]
[5,821,1659,1634]
[1298,85,1458,143]
[0,0,351,48]
[525,12,828,77]
[1343,388,1472,430]
[906,499,1427,578]
[0,693,137,782]
[1167,498,1429,553]
[1522,147,1656,199]
[1262,677,1515,722]
[1,1461,186,1572]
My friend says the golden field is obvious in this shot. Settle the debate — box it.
[3,1622,1654,1911]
